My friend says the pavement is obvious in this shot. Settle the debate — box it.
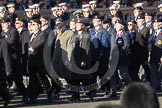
[1,89,162,108]
[0,68,162,108]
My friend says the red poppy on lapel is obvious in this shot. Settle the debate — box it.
[97,29,102,32]
[160,31,162,36]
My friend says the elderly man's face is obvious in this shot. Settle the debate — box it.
[127,22,135,31]
[26,11,33,18]
[92,19,101,27]
[76,23,84,31]
[114,23,124,31]
[52,10,58,16]
[0,11,5,18]
[112,17,119,25]
[153,22,159,30]
[137,19,145,27]
[102,23,110,29]
[1,22,10,31]
[134,9,142,17]
[15,21,23,29]
[69,21,76,30]
[145,15,152,23]
[40,18,48,27]
[28,22,33,33]
[31,22,41,32]
[8,6,15,14]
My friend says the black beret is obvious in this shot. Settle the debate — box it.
[128,20,137,24]
[134,7,143,11]
[102,18,111,24]
[145,13,154,17]
[112,13,123,20]
[16,17,26,23]
[0,17,11,23]
[55,22,64,29]
[93,14,102,20]
[137,15,145,20]
[40,16,49,21]
[155,18,162,22]
[30,19,41,24]
[157,14,162,19]
[75,18,85,24]
[31,14,40,20]
[115,20,125,25]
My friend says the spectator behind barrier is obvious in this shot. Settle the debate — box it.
[120,82,160,108]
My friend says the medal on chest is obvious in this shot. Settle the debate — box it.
[157,40,162,45]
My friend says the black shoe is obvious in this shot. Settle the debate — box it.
[52,93,60,99]
[156,86,161,92]
[107,92,117,98]
[69,95,80,102]
[22,96,29,104]
[86,92,96,100]
[105,91,109,97]
[47,94,59,103]
[116,84,122,91]
[28,99,38,104]
[4,95,13,107]
[66,91,73,94]
[47,95,53,103]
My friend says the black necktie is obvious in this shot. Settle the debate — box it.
[30,33,37,42]
[152,32,157,44]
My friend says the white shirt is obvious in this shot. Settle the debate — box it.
[155,29,161,36]
[4,29,9,33]
[95,26,100,32]
[146,21,152,28]
[138,25,144,31]
[138,25,144,30]
[17,28,23,34]
[78,31,82,35]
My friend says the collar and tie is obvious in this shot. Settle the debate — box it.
[30,33,37,42]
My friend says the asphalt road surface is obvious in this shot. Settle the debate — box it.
[1,89,162,108]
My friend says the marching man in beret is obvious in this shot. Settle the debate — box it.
[28,19,54,103]
[89,15,110,96]
[135,15,151,82]
[109,20,132,97]
[126,20,140,81]
[69,18,93,101]
[0,17,28,103]
[150,19,162,91]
